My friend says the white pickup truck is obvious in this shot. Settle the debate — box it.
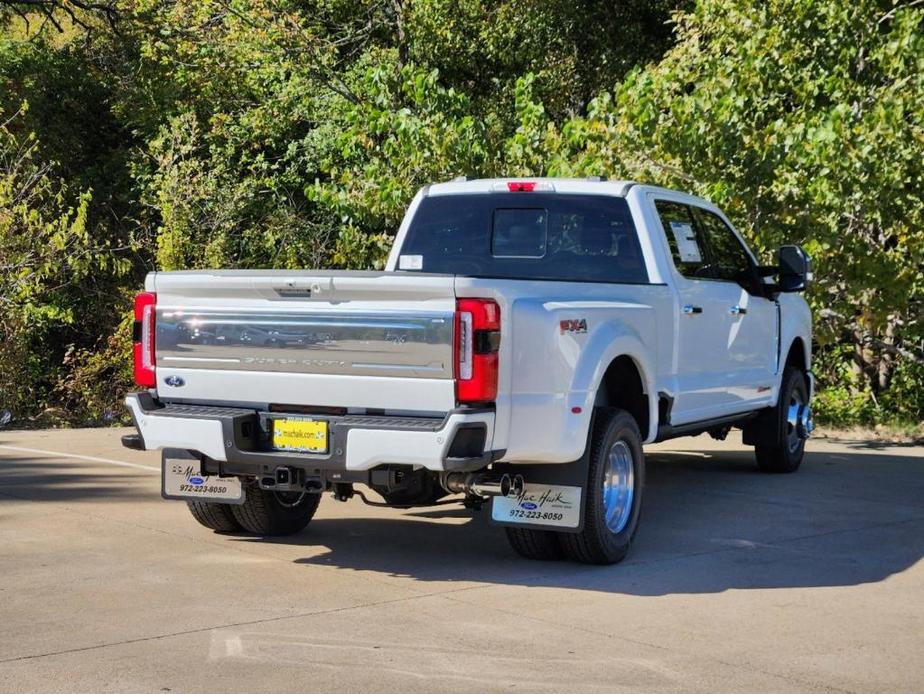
[123,178,813,564]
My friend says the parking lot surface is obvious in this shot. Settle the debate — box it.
[1,427,922,693]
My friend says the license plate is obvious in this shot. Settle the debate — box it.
[271,418,328,453]
[162,453,244,504]
[492,483,582,529]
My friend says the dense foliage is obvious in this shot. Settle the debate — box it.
[0,0,920,428]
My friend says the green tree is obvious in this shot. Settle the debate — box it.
[0,0,919,428]
[0,106,127,422]
[539,0,924,424]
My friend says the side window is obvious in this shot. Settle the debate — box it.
[692,208,752,282]
[655,200,708,280]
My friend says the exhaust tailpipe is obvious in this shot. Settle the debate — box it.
[441,472,524,498]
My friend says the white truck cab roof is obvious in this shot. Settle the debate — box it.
[425,177,639,197]
[422,176,724,217]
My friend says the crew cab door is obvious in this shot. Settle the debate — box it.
[653,199,777,424]
[689,205,777,411]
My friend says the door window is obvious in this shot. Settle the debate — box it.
[691,208,753,283]
[655,200,708,280]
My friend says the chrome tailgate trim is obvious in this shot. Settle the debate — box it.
[156,309,455,379]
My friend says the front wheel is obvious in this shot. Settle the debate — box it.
[561,409,645,565]
[755,367,811,473]
[231,481,322,536]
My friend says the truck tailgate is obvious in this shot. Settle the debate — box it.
[151,271,457,412]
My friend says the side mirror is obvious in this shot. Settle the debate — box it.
[778,245,812,293]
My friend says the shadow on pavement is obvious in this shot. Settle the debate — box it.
[0,456,153,503]
[241,446,924,595]
[3,440,922,596]
[826,437,924,450]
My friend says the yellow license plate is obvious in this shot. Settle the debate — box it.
[271,418,328,453]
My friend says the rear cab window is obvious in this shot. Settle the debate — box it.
[399,193,649,284]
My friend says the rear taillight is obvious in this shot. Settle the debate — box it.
[132,292,156,388]
[455,298,500,404]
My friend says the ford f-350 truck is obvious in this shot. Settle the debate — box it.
[122,178,813,564]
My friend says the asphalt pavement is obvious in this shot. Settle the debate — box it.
[1,427,922,693]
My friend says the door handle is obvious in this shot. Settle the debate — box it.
[729,305,747,315]
[682,305,703,315]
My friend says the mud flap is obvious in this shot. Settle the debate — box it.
[161,448,245,504]
[741,407,778,447]
[490,429,592,535]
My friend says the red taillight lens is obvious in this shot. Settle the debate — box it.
[455,298,500,404]
[507,181,536,192]
[132,292,156,388]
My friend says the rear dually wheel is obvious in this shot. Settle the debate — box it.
[186,500,242,533]
[561,408,645,565]
[231,481,322,536]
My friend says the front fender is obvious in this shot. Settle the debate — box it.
[777,294,813,401]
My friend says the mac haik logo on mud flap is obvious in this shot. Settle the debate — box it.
[515,486,577,512]
[171,462,206,486]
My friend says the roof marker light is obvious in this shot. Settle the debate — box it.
[491,180,555,193]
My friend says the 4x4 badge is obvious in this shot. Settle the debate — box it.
[560,319,587,334]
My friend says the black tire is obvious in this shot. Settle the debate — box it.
[561,409,645,565]
[755,367,809,474]
[505,527,566,561]
[230,481,322,536]
[186,500,243,533]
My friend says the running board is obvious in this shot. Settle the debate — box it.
[655,411,758,443]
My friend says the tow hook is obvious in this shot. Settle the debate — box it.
[332,482,354,502]
[441,472,524,499]
[120,433,145,451]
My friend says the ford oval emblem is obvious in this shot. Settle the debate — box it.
[520,502,538,510]
[164,375,185,388]
[188,476,204,485]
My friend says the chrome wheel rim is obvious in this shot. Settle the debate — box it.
[273,490,306,508]
[603,440,635,534]
[785,389,813,453]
